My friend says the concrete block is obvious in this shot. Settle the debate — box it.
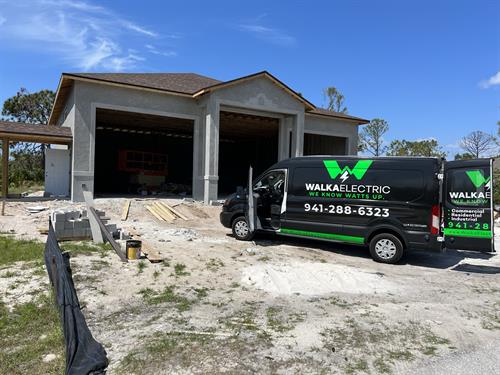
[74,220,87,229]
[53,221,65,231]
[59,229,74,239]
[65,211,80,221]
[53,212,66,223]
[64,220,75,229]
[73,228,86,238]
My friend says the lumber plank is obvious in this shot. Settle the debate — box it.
[146,205,164,221]
[142,241,164,263]
[121,199,131,221]
[160,202,189,221]
[151,204,173,223]
[153,202,176,221]
[150,203,172,222]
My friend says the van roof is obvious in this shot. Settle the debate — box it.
[273,155,443,168]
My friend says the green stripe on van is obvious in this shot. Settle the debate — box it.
[443,228,492,239]
[280,228,364,244]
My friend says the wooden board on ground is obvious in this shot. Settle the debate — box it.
[153,202,176,221]
[121,199,131,221]
[141,241,164,263]
[146,205,164,222]
[150,204,173,223]
[160,202,189,221]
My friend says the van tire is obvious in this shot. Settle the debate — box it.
[369,233,404,264]
[232,216,254,241]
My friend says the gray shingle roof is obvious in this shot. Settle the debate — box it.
[64,72,222,95]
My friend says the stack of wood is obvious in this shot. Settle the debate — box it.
[146,201,189,223]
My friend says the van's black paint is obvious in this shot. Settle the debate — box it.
[220,156,494,255]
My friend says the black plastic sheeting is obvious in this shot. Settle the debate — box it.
[45,222,109,375]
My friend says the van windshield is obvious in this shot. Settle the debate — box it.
[254,170,285,195]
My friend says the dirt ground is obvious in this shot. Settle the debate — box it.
[0,197,499,374]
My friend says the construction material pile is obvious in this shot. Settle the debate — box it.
[51,209,117,240]
[145,201,188,223]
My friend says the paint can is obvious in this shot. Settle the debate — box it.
[126,240,142,260]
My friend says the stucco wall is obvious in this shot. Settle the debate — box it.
[304,114,359,155]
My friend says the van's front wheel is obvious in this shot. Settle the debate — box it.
[232,216,254,241]
[369,233,403,264]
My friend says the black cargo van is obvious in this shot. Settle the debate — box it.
[220,156,495,263]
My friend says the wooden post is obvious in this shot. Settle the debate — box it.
[2,139,8,216]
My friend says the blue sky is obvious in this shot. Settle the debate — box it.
[0,0,499,156]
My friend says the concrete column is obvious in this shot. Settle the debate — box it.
[290,112,304,157]
[277,117,291,161]
[202,98,219,203]
[192,118,204,200]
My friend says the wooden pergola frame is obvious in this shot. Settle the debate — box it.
[0,121,72,214]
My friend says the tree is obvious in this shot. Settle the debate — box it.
[387,139,446,157]
[2,88,55,124]
[323,86,347,113]
[454,152,475,160]
[358,118,389,156]
[459,131,497,158]
[1,88,55,187]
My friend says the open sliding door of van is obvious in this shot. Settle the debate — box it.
[443,159,495,252]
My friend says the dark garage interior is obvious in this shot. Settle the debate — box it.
[303,133,347,155]
[218,111,279,194]
[94,108,194,195]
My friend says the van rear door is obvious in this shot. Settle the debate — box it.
[443,159,494,252]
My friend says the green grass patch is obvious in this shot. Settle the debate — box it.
[174,263,190,277]
[321,318,451,373]
[137,260,147,274]
[60,241,112,258]
[0,235,45,266]
[139,286,195,312]
[0,294,64,374]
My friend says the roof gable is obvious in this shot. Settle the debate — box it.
[193,71,315,110]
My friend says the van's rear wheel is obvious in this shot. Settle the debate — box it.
[369,233,403,264]
[232,216,254,241]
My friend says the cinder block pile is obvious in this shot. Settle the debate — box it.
[51,209,117,240]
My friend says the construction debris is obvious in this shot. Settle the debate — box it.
[50,209,116,241]
[145,200,190,222]
[26,206,48,213]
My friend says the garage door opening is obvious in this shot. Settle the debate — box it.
[303,133,347,156]
[94,108,194,196]
[218,111,279,194]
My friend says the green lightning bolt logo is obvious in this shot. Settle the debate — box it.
[466,170,490,188]
[323,160,373,182]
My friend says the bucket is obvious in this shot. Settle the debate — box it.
[126,240,142,260]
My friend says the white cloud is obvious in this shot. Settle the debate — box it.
[123,22,158,37]
[145,44,177,57]
[0,15,5,26]
[479,70,500,88]
[0,0,173,71]
[239,22,295,46]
